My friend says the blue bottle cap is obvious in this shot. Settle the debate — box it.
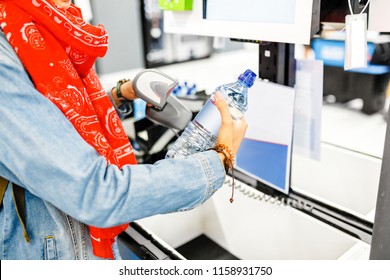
[238,69,257,88]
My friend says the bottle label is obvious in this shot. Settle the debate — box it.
[193,99,221,137]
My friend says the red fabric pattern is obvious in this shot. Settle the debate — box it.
[0,0,137,259]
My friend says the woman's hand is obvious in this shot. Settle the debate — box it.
[119,80,138,100]
[213,91,247,162]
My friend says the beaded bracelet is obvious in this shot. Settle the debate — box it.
[213,143,235,203]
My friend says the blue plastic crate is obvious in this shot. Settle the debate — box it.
[312,38,390,74]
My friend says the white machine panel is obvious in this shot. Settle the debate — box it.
[163,0,315,44]
[369,0,390,32]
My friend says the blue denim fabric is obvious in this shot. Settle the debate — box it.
[0,30,226,259]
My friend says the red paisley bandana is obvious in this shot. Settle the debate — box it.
[0,0,137,259]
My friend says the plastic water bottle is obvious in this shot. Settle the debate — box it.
[166,69,257,159]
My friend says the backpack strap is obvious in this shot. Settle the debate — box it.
[0,176,30,243]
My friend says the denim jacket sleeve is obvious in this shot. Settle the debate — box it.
[0,31,226,228]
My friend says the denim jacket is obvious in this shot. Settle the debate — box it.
[0,30,226,259]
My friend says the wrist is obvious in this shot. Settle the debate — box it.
[212,144,236,203]
[217,152,227,172]
[111,79,133,106]
[213,144,234,173]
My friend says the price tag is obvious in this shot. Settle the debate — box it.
[344,13,368,70]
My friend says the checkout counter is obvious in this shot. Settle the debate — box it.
[100,44,386,259]
[96,0,390,260]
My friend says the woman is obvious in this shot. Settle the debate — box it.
[0,0,247,259]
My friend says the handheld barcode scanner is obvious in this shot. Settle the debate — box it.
[132,69,178,110]
[132,69,192,131]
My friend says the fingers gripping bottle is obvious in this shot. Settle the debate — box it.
[166,69,257,159]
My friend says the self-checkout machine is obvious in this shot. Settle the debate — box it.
[117,0,390,260]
